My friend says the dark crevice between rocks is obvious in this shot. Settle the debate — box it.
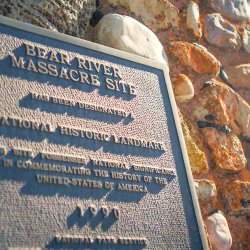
[89,0,104,27]
[219,65,237,90]
[240,199,250,208]
[197,121,232,133]
[199,67,236,92]
[197,120,250,143]
[204,114,216,122]
[208,209,225,216]
[200,81,214,90]
[239,134,250,143]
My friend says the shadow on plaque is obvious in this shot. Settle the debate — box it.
[19,93,134,125]
[0,125,165,159]
[46,240,146,250]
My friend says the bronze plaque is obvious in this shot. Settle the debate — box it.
[0,16,208,249]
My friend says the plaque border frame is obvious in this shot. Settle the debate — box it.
[0,15,209,249]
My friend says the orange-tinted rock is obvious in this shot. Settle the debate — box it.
[180,114,209,175]
[224,180,250,215]
[227,215,250,249]
[202,128,247,173]
[193,80,250,138]
[173,74,194,102]
[166,41,220,77]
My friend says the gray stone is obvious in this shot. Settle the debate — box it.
[186,1,202,38]
[209,0,250,21]
[243,28,250,53]
[225,64,250,89]
[94,14,168,65]
[205,13,241,49]
[205,211,232,250]
[0,0,96,38]
[194,179,217,202]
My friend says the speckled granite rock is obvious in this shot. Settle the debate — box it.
[205,211,232,250]
[194,81,250,138]
[173,74,194,102]
[224,180,250,215]
[0,0,96,37]
[106,0,180,31]
[94,14,168,65]
[202,128,247,173]
[209,0,250,21]
[186,1,202,38]
[205,13,241,49]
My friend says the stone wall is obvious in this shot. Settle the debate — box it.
[1,0,250,249]
[91,1,250,249]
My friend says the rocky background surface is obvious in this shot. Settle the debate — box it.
[1,0,250,249]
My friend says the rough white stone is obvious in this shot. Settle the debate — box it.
[0,0,95,38]
[194,179,217,202]
[205,212,232,250]
[173,74,194,102]
[225,64,250,89]
[209,0,250,21]
[243,28,250,53]
[107,0,180,31]
[186,1,202,38]
[94,14,168,65]
[205,13,241,49]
